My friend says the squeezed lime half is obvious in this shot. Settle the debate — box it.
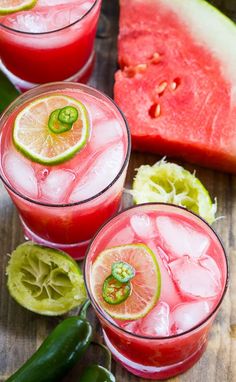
[6,242,86,315]
[131,158,217,224]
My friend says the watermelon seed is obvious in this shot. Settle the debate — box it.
[124,64,147,78]
[171,77,181,90]
[149,103,161,118]
[155,104,161,117]
[156,81,168,96]
[136,64,148,72]
[151,52,161,64]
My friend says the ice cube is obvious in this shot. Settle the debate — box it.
[130,214,155,239]
[169,256,220,298]
[7,13,47,33]
[156,216,210,259]
[38,0,80,6]
[88,102,107,122]
[108,226,135,247]
[40,170,75,203]
[91,120,123,151]
[199,255,221,283]
[118,320,139,334]
[5,5,78,33]
[75,0,95,13]
[137,302,170,337]
[69,144,124,202]
[147,241,181,306]
[3,0,94,32]
[171,301,210,334]
[4,152,38,199]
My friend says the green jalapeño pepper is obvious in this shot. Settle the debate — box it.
[79,364,116,382]
[79,342,116,382]
[58,106,79,124]
[6,300,92,382]
[0,70,20,113]
[48,108,73,134]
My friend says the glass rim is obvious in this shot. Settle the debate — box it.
[0,0,100,35]
[84,202,229,341]
[0,81,131,208]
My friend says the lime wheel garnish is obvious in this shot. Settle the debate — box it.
[6,242,86,316]
[0,0,37,14]
[132,158,217,224]
[91,244,161,320]
[13,95,90,165]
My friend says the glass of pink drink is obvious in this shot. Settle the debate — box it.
[0,0,101,90]
[0,82,130,259]
[85,203,228,380]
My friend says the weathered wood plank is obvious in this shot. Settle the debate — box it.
[0,1,236,381]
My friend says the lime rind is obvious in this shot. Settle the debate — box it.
[131,158,217,224]
[91,243,161,321]
[6,242,86,316]
[0,0,37,15]
[13,95,90,165]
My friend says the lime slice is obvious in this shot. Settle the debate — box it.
[6,242,86,316]
[13,95,90,165]
[0,0,37,14]
[131,158,217,224]
[91,244,161,320]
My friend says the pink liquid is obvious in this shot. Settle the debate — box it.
[0,82,130,259]
[85,204,228,379]
[0,0,101,84]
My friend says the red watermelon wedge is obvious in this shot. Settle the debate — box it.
[114,0,236,173]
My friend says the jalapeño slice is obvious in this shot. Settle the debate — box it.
[48,109,73,134]
[102,275,131,305]
[112,261,135,283]
[58,106,79,124]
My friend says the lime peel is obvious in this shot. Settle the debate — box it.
[6,242,86,316]
[0,0,37,15]
[131,158,217,224]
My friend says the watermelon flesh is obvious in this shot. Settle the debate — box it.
[114,0,236,173]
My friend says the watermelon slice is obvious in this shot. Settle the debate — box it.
[114,0,236,173]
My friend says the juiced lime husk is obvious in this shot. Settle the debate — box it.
[6,242,86,315]
[131,158,217,224]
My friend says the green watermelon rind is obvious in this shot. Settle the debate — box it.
[160,0,236,94]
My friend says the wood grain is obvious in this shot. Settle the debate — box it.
[0,1,236,381]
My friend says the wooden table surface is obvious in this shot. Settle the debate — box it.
[1,1,236,381]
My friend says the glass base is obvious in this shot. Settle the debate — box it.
[103,332,207,380]
[21,219,90,261]
[0,50,95,92]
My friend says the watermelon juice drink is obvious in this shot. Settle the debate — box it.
[0,82,130,259]
[0,0,101,89]
[85,204,228,379]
